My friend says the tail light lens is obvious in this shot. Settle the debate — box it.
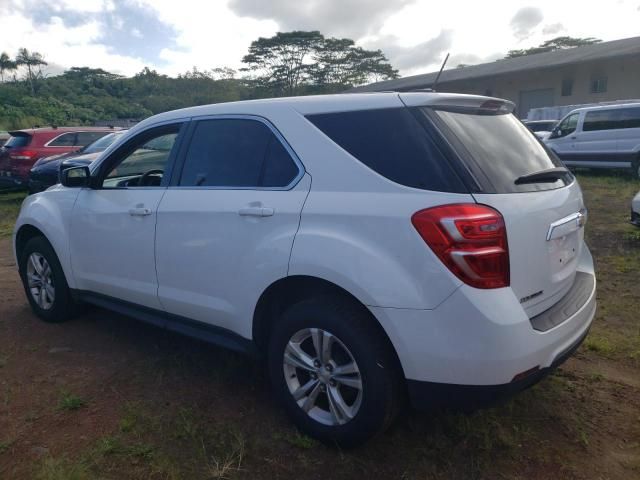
[411,204,509,289]
[9,149,37,161]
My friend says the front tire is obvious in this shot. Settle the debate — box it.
[268,295,402,447]
[19,236,78,323]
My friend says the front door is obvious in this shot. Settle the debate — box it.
[155,116,309,338]
[69,123,185,309]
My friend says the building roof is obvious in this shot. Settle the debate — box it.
[351,36,640,92]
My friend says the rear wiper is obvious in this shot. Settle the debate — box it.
[515,167,571,185]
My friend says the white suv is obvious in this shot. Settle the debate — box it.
[14,93,596,447]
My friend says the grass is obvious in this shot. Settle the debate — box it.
[34,457,90,480]
[0,439,14,454]
[0,190,26,237]
[57,391,87,411]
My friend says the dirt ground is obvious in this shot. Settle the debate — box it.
[0,172,639,480]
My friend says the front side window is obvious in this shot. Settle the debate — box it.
[555,113,580,137]
[179,118,299,188]
[102,127,180,188]
[48,133,76,147]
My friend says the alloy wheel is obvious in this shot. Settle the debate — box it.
[26,252,55,310]
[283,328,363,426]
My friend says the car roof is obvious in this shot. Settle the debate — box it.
[524,119,558,123]
[9,126,120,135]
[568,102,640,114]
[130,92,510,131]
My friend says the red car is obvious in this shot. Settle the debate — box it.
[0,127,117,188]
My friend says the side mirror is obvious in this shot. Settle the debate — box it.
[60,165,91,188]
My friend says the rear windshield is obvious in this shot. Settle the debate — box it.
[4,133,31,148]
[431,109,569,193]
[306,108,466,193]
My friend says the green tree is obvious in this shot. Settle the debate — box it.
[242,31,325,95]
[242,31,398,95]
[506,36,601,58]
[0,52,17,82]
[15,48,48,95]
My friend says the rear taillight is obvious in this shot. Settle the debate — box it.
[9,150,37,161]
[411,204,509,289]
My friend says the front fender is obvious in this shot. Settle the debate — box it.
[13,187,80,287]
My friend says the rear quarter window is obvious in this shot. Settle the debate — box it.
[305,108,467,193]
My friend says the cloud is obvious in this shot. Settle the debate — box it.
[228,0,415,39]
[542,22,565,35]
[510,6,544,40]
[8,0,180,66]
[367,30,453,72]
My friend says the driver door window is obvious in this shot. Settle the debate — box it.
[102,130,178,188]
[555,113,579,138]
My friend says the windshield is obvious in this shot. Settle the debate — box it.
[82,131,122,153]
[431,109,569,193]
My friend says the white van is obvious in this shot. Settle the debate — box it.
[545,103,640,178]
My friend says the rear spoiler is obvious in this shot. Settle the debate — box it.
[400,93,515,115]
[7,131,33,137]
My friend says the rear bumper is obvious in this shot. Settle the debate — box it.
[369,245,596,406]
[406,325,590,410]
[0,174,27,189]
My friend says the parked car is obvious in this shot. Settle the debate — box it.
[28,131,127,194]
[13,93,596,447]
[0,126,117,189]
[545,103,640,178]
[0,131,10,146]
[522,119,558,140]
[632,190,640,226]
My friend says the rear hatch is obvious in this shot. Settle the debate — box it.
[0,131,34,174]
[404,94,586,317]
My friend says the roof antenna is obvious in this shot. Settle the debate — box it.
[432,52,450,92]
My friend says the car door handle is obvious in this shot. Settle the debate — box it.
[238,206,274,217]
[129,207,152,216]
[570,136,577,139]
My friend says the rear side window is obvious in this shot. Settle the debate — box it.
[179,119,299,188]
[432,109,567,193]
[584,108,640,131]
[583,110,618,131]
[48,132,76,146]
[4,134,31,147]
[306,108,466,192]
[76,131,108,146]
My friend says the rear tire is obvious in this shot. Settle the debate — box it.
[19,236,79,323]
[268,295,402,447]
[632,158,640,180]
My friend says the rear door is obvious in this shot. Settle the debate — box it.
[427,105,585,317]
[155,116,309,338]
[615,107,640,165]
[576,109,621,164]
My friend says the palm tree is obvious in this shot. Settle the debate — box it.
[0,52,17,82]
[15,48,47,95]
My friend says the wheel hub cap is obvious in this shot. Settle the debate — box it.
[283,328,363,426]
[26,252,55,310]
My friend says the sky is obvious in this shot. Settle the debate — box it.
[0,0,639,79]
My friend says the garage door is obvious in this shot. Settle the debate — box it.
[518,88,554,119]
